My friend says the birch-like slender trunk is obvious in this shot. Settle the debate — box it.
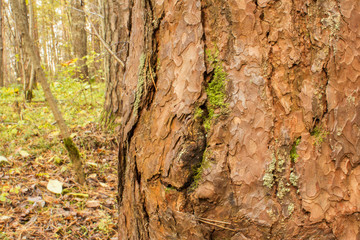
[10,0,85,184]
[0,0,3,87]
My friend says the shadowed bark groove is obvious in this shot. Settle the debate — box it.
[110,0,360,239]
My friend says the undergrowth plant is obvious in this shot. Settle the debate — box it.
[0,52,105,157]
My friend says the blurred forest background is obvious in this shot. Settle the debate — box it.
[0,0,118,239]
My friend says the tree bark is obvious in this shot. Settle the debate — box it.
[10,0,85,185]
[70,0,88,80]
[61,0,72,61]
[102,0,130,124]
[109,0,360,239]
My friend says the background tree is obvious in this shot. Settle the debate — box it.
[106,0,360,239]
[102,0,128,124]
[1,0,103,87]
[0,0,3,87]
[24,0,38,101]
[9,0,85,184]
[70,0,88,80]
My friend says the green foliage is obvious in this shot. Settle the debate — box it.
[165,186,176,193]
[194,107,204,120]
[0,85,20,99]
[0,68,105,157]
[0,192,9,203]
[96,214,115,235]
[0,231,9,240]
[0,185,20,204]
[58,52,104,82]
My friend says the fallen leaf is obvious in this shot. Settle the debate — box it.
[99,182,108,188]
[43,194,56,203]
[0,215,12,222]
[89,173,97,178]
[47,179,63,194]
[97,149,105,153]
[0,156,9,166]
[19,150,30,157]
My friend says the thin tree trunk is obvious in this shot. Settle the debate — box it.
[0,0,3,87]
[10,0,85,184]
[27,0,35,101]
[4,3,19,85]
[99,0,107,84]
[25,0,38,101]
[61,0,71,60]
[50,0,58,70]
[14,0,30,98]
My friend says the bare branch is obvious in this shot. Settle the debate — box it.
[85,13,125,67]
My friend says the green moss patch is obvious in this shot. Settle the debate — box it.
[202,48,229,132]
[290,137,301,162]
[311,125,328,145]
[190,149,211,190]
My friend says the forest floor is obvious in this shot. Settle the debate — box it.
[0,80,118,239]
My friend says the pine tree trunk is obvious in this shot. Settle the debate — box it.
[108,0,360,239]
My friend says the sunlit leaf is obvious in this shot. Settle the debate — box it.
[0,156,9,166]
[47,179,63,194]
[19,150,30,157]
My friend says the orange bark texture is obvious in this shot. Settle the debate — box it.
[108,0,360,239]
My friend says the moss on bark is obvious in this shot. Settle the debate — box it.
[64,137,85,184]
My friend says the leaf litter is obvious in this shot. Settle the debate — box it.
[0,83,118,239]
[0,123,118,239]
